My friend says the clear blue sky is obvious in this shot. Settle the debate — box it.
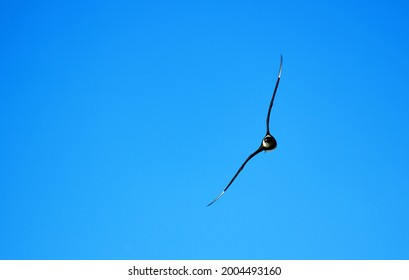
[1,0,408,259]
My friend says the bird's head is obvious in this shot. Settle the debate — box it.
[262,134,277,151]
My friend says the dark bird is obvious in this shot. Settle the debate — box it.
[207,55,283,206]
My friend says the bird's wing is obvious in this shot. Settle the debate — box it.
[266,55,283,134]
[207,146,264,206]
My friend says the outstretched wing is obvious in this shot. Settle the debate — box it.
[266,55,283,134]
[207,146,264,206]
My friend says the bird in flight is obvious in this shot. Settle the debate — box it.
[207,55,283,206]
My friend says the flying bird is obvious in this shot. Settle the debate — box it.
[207,55,283,206]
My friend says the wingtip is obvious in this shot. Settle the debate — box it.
[207,191,225,207]
[278,55,283,78]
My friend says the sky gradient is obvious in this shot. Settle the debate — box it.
[1,0,409,259]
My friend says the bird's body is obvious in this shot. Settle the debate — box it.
[262,134,277,150]
[207,55,283,207]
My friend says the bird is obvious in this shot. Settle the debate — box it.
[207,55,283,206]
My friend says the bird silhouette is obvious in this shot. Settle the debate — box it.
[207,55,283,206]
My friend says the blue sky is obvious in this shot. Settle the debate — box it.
[1,0,408,259]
